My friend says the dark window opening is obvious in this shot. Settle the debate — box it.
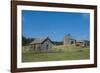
[71,41,74,44]
[46,44,48,50]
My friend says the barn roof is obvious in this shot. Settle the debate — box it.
[64,34,75,40]
[76,40,85,42]
[30,37,52,44]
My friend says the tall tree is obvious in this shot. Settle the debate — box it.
[22,36,34,46]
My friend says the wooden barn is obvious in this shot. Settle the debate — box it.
[63,34,89,47]
[30,37,53,52]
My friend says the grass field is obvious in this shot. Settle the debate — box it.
[22,45,90,62]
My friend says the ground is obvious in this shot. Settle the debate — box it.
[22,45,90,62]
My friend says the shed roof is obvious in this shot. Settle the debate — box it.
[64,34,75,40]
[76,40,85,42]
[30,37,51,44]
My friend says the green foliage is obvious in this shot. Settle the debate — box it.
[22,36,34,46]
[52,41,63,45]
[84,40,90,46]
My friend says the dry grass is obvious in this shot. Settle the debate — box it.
[51,45,88,52]
[22,45,90,62]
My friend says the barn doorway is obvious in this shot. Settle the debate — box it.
[71,41,74,44]
[46,44,48,50]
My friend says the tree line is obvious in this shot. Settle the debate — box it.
[22,36,34,46]
[22,36,63,46]
[22,36,89,46]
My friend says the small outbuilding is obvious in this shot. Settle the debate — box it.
[76,40,89,47]
[30,37,53,52]
[63,34,76,45]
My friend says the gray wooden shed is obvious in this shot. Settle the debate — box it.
[30,37,53,52]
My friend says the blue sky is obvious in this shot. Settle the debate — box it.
[22,10,90,41]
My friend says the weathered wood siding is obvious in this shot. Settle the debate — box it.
[41,39,53,52]
[30,39,53,52]
[64,37,75,45]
